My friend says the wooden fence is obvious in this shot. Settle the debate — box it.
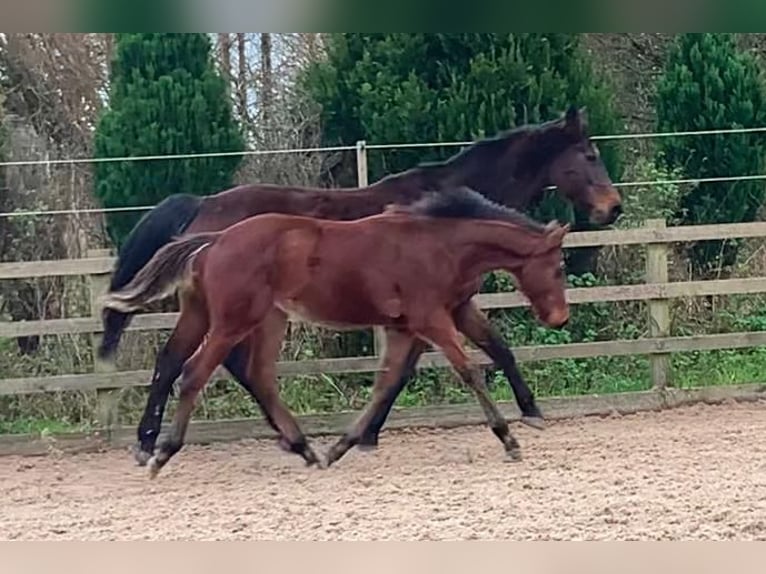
[3,217,766,455]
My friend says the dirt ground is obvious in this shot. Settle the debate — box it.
[1,400,766,540]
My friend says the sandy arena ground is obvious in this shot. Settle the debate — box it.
[1,400,766,540]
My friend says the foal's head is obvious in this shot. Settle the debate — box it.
[401,187,571,328]
[516,221,570,328]
[545,106,622,226]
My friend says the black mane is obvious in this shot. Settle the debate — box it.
[442,115,576,169]
[403,186,547,232]
[374,114,581,204]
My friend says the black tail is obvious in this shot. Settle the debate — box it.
[98,193,203,360]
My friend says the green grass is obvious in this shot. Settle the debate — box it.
[3,304,766,436]
[0,417,84,436]
[1,345,765,436]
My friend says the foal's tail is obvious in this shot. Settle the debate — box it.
[99,232,220,314]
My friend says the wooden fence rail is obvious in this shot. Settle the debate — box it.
[2,216,766,453]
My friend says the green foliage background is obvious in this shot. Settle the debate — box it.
[93,33,244,247]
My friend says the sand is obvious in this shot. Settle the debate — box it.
[1,400,765,540]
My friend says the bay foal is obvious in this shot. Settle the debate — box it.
[101,187,570,477]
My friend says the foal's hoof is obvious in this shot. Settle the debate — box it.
[304,447,325,469]
[505,448,523,463]
[311,457,327,470]
[521,415,546,431]
[147,456,164,480]
[324,446,345,469]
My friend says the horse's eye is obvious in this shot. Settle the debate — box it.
[585,153,597,162]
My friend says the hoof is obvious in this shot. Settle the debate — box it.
[303,446,323,468]
[147,456,164,480]
[356,442,378,453]
[324,437,352,469]
[324,447,343,469]
[520,415,546,431]
[278,436,293,453]
[505,448,523,463]
[132,445,153,467]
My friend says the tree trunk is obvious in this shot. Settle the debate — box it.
[236,33,249,124]
[304,33,320,61]
[260,33,272,125]
[217,33,232,86]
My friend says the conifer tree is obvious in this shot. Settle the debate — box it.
[93,33,244,246]
[655,33,766,275]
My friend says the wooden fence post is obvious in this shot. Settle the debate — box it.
[645,219,671,390]
[356,140,384,357]
[88,248,120,442]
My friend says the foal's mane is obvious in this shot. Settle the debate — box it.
[399,186,548,233]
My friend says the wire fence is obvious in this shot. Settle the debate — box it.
[2,124,766,219]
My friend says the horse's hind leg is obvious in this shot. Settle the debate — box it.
[452,300,544,430]
[134,289,208,466]
[221,341,275,427]
[418,310,522,462]
[147,325,244,479]
[242,309,321,467]
[357,338,428,450]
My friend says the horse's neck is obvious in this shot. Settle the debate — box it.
[450,221,540,280]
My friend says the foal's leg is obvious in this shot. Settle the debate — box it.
[325,328,417,468]
[147,327,244,479]
[419,311,522,462]
[243,310,322,467]
[134,290,208,466]
[357,299,545,450]
[452,300,545,429]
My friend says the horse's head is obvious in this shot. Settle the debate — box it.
[547,106,622,226]
[514,221,571,329]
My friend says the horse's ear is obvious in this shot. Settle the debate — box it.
[564,105,587,136]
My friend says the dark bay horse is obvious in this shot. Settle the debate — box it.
[100,187,571,477]
[98,106,621,465]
